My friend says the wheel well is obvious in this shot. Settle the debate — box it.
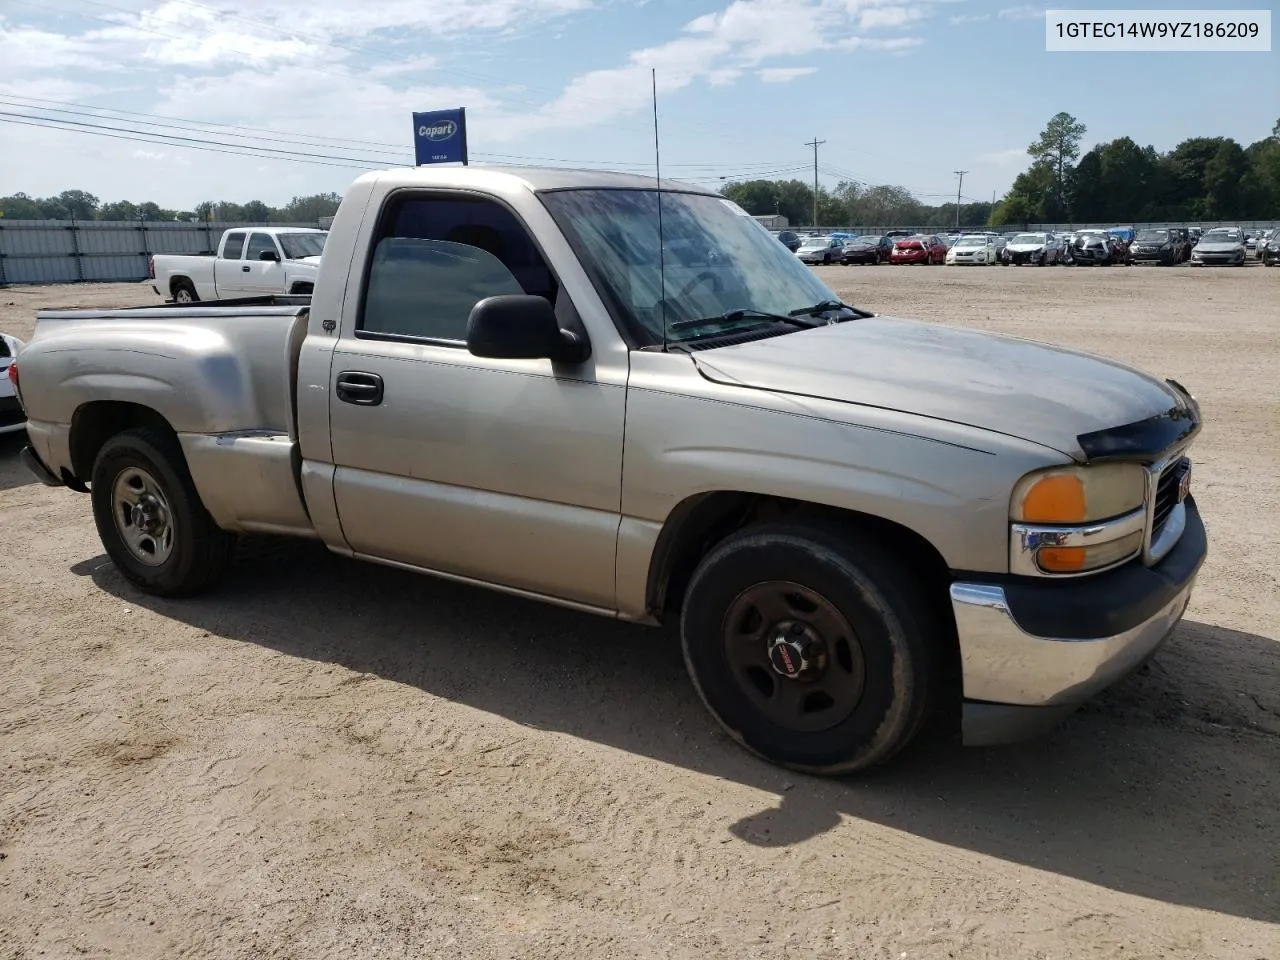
[290,281,314,295]
[69,401,178,483]
[169,275,191,293]
[650,493,953,616]
[648,491,962,727]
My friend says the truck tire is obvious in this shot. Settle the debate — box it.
[679,523,940,775]
[90,427,236,597]
[172,279,199,303]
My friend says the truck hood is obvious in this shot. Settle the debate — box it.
[292,256,323,267]
[690,316,1183,458]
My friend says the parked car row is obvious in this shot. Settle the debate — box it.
[779,225,1277,269]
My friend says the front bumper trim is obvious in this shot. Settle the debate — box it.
[951,577,1192,710]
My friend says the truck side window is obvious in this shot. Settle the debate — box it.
[358,194,559,343]
[221,232,246,260]
[246,233,276,261]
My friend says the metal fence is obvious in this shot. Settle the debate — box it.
[0,219,324,285]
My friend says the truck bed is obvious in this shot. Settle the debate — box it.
[22,299,316,539]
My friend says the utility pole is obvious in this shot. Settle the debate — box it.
[805,137,825,227]
[953,170,968,229]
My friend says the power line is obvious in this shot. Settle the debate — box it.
[0,114,378,169]
[0,98,412,162]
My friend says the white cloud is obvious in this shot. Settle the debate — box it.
[758,66,818,83]
[950,13,991,25]
[858,7,928,30]
[977,147,1029,166]
[998,5,1043,20]
[707,68,745,86]
[366,56,441,78]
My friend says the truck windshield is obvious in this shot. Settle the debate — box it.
[540,189,842,345]
[278,233,327,259]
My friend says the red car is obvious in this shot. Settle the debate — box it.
[889,234,946,265]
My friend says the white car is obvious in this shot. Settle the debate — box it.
[1,332,27,436]
[795,236,845,265]
[1003,232,1062,266]
[945,234,998,265]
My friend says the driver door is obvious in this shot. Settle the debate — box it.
[326,191,626,610]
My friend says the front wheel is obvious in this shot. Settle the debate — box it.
[680,523,940,775]
[90,428,237,597]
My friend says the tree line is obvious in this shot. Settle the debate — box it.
[992,112,1280,225]
[720,178,994,229]
[720,113,1280,228]
[0,190,343,223]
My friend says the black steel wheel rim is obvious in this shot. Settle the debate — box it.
[721,580,866,733]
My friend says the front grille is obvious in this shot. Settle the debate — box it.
[1152,457,1188,536]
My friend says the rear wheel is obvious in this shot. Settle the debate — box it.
[90,428,236,597]
[171,279,198,303]
[680,523,940,775]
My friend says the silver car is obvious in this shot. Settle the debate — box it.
[795,236,845,265]
[1190,227,1247,266]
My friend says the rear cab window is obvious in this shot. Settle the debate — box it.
[221,232,246,260]
[357,193,561,345]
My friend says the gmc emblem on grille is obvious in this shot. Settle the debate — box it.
[1177,462,1192,503]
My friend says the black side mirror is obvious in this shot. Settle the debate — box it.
[259,249,280,262]
[466,294,589,364]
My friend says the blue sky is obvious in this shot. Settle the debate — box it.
[0,0,1275,208]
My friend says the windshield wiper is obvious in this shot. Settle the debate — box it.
[789,299,873,320]
[668,308,821,332]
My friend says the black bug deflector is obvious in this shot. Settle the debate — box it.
[1075,379,1201,463]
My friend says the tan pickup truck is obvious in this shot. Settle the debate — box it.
[11,165,1206,775]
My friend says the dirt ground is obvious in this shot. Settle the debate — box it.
[1,265,1278,960]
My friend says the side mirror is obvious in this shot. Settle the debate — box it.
[259,249,280,262]
[466,294,589,364]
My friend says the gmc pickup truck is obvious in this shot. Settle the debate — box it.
[11,165,1207,775]
[150,226,327,302]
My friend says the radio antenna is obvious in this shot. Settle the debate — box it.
[652,67,668,352]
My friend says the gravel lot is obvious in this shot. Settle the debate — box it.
[2,265,1278,959]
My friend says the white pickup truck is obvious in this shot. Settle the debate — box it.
[150,226,327,302]
[11,164,1206,775]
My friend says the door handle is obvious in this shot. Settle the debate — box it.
[335,371,384,406]
[242,265,251,272]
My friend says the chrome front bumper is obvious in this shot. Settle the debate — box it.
[951,496,1206,746]
[952,579,1192,708]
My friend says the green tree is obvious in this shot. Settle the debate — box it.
[98,200,139,220]
[719,179,785,216]
[0,193,43,218]
[1097,137,1158,220]
[1027,112,1086,220]
[241,200,271,222]
[58,189,100,220]
[1202,140,1248,219]
[1069,148,1105,220]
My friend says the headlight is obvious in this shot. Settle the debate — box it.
[1012,463,1145,524]
[1010,464,1147,574]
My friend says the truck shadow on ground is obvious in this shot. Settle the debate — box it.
[75,537,1280,925]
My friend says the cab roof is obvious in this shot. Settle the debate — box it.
[365,164,717,195]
